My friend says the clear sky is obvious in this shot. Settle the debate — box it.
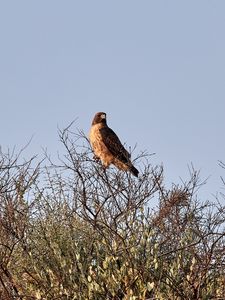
[0,1,225,203]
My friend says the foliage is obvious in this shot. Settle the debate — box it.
[0,129,224,300]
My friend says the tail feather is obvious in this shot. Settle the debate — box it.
[130,165,139,177]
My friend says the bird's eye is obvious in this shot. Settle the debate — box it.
[101,114,106,119]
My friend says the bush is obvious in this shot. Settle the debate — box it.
[0,128,224,300]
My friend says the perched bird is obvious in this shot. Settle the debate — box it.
[89,112,139,177]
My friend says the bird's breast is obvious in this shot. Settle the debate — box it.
[89,124,114,163]
[89,124,103,146]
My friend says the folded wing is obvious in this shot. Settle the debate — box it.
[99,127,131,164]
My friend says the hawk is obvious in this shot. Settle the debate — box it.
[89,112,139,177]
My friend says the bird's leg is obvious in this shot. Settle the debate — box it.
[93,154,100,161]
[102,161,110,169]
[102,163,109,176]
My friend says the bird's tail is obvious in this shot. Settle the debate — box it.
[130,165,139,177]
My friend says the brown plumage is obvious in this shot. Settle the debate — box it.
[89,112,139,177]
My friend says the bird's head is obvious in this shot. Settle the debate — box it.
[92,112,107,125]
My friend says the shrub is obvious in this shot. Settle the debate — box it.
[0,129,224,299]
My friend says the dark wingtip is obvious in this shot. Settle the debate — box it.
[130,166,139,177]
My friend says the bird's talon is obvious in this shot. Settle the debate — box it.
[93,155,100,161]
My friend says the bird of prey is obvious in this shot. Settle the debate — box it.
[89,112,139,177]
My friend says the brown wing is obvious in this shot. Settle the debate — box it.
[100,127,131,164]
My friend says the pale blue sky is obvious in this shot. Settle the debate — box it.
[0,1,225,201]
